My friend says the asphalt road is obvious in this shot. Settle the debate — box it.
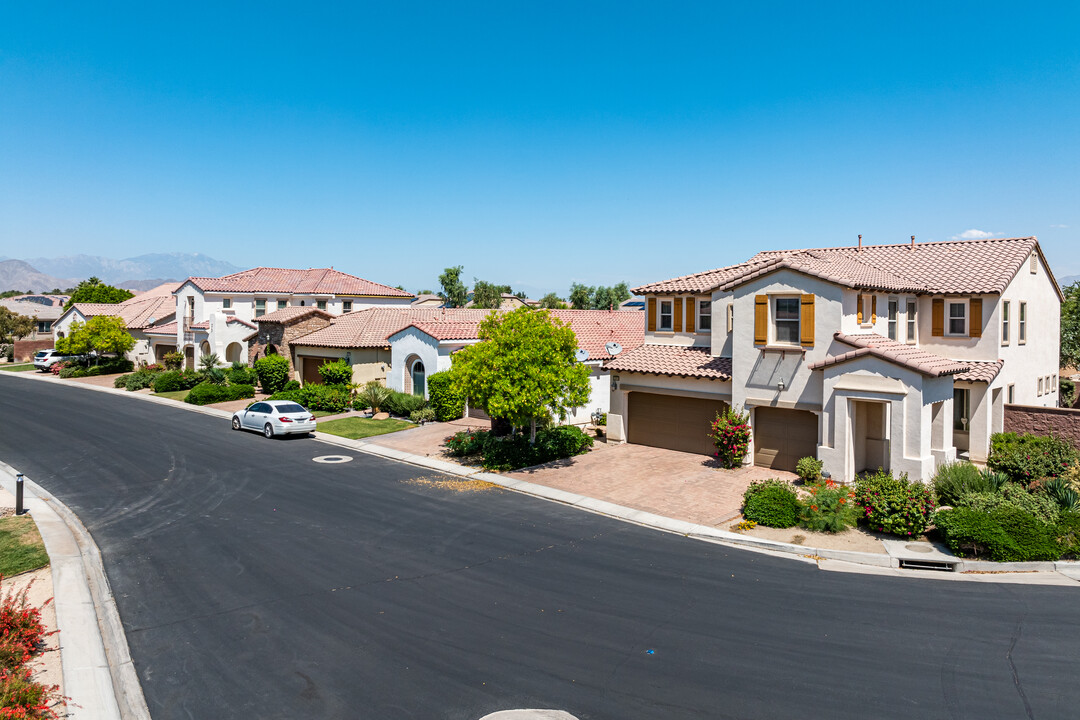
[2,374,1079,719]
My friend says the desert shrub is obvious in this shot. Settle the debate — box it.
[1040,478,1080,513]
[198,353,220,372]
[1061,378,1076,407]
[360,381,392,414]
[988,432,1079,484]
[427,371,465,422]
[1060,462,1080,493]
[742,480,800,529]
[227,363,257,386]
[254,354,290,394]
[0,577,65,718]
[151,370,203,393]
[317,360,352,386]
[298,385,350,413]
[479,433,536,471]
[351,397,370,411]
[410,407,436,423]
[202,367,227,385]
[162,351,183,370]
[113,374,129,388]
[116,368,159,391]
[445,429,489,457]
[535,425,593,460]
[801,480,858,533]
[855,469,936,537]
[185,382,255,406]
[991,506,1061,561]
[795,456,823,484]
[932,461,1008,506]
[956,482,1062,525]
[709,405,752,469]
[1056,513,1080,559]
[282,379,301,392]
[933,508,1020,561]
[384,390,427,417]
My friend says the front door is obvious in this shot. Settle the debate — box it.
[411,361,426,397]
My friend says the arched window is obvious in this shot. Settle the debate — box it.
[226,342,242,364]
[410,359,426,398]
[267,344,278,355]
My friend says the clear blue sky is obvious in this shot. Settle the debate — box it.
[3,2,1079,297]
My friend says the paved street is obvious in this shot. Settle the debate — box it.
[2,373,1080,719]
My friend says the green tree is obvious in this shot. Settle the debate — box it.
[471,279,511,309]
[56,316,136,358]
[452,307,591,442]
[438,266,468,308]
[0,307,37,341]
[1062,282,1080,369]
[538,293,567,309]
[568,283,594,310]
[64,277,134,309]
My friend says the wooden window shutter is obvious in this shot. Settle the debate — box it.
[647,298,656,332]
[685,298,695,333]
[754,295,768,344]
[871,295,877,323]
[673,297,683,332]
[800,294,815,346]
[857,294,864,324]
[969,298,982,337]
[932,298,944,336]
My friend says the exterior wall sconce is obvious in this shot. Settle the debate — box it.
[344,352,351,363]
[611,375,620,391]
[777,378,785,391]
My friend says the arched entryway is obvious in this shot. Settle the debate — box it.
[225,342,242,364]
[404,355,426,397]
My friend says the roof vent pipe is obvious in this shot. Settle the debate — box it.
[858,234,862,251]
[911,235,915,248]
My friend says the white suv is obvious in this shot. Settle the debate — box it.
[33,349,78,371]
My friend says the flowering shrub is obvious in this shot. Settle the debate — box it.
[48,362,65,376]
[445,429,490,457]
[800,480,858,533]
[709,406,752,469]
[0,578,63,718]
[855,469,936,537]
[161,351,183,371]
[987,432,1079,485]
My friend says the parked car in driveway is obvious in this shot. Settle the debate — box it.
[33,349,81,371]
[232,400,317,438]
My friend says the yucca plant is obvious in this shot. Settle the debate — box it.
[1041,478,1080,513]
[933,461,1007,506]
[360,381,392,414]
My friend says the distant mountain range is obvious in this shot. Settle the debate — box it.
[0,253,242,293]
[1059,275,1079,288]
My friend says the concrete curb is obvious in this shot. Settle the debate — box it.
[0,461,150,720]
[8,369,1080,583]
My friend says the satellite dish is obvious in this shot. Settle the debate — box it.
[575,348,590,362]
[605,341,623,356]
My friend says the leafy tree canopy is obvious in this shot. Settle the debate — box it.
[438,266,468,308]
[0,307,37,341]
[539,292,568,309]
[1062,281,1080,369]
[569,282,631,310]
[56,315,135,357]
[452,307,591,439]
[64,277,134,309]
[471,279,512,309]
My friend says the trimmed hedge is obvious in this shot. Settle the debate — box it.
[152,370,203,393]
[254,354,290,394]
[428,371,465,421]
[268,384,352,413]
[443,426,593,471]
[184,382,255,406]
[934,506,1070,562]
[741,480,800,529]
[59,357,134,378]
[317,360,352,386]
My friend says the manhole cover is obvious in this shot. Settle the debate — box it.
[312,455,353,464]
[904,543,933,553]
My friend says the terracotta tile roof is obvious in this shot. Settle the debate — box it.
[254,306,334,324]
[226,316,257,330]
[0,299,64,320]
[604,344,732,380]
[184,267,413,298]
[67,282,180,330]
[290,307,644,360]
[953,360,1004,383]
[635,237,1054,297]
[144,321,178,336]
[809,333,970,377]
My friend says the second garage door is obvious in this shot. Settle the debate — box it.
[301,356,334,385]
[753,407,818,471]
[627,392,728,456]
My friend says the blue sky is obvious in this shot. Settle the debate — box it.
[3,2,1079,297]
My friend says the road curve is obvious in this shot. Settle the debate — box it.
[1,374,1078,719]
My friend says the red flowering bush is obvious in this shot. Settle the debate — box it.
[710,406,752,469]
[0,578,63,718]
[800,479,858,533]
[855,469,936,537]
[47,363,65,376]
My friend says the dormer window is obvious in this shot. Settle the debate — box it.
[658,300,673,331]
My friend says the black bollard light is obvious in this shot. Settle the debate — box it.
[15,473,25,516]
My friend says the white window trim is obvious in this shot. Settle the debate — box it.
[657,298,674,332]
[859,295,874,327]
[727,303,734,332]
[1001,300,1010,345]
[1018,301,1027,344]
[772,295,802,347]
[1007,384,1015,404]
[905,298,917,344]
[696,298,712,333]
[945,299,969,337]
[1038,377,1044,396]
[887,297,899,341]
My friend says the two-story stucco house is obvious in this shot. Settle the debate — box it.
[605,236,1062,482]
[165,267,413,369]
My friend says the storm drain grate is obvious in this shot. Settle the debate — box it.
[898,558,957,572]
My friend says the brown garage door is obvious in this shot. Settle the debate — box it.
[627,392,728,456]
[302,356,333,385]
[754,407,818,471]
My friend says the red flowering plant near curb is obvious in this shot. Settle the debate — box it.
[800,479,859,533]
[709,406,752,469]
[0,577,64,719]
[854,468,937,537]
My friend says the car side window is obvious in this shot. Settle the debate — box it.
[250,403,269,414]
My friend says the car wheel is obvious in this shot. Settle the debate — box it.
[263,423,274,439]
[232,417,241,431]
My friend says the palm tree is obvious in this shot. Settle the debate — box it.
[360,381,392,414]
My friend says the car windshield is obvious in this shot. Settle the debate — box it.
[35,351,48,357]
[274,403,307,414]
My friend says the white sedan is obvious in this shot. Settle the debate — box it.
[232,400,317,438]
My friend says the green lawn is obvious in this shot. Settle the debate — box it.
[0,363,35,372]
[154,389,191,402]
[310,410,338,418]
[317,417,416,440]
[0,516,50,576]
